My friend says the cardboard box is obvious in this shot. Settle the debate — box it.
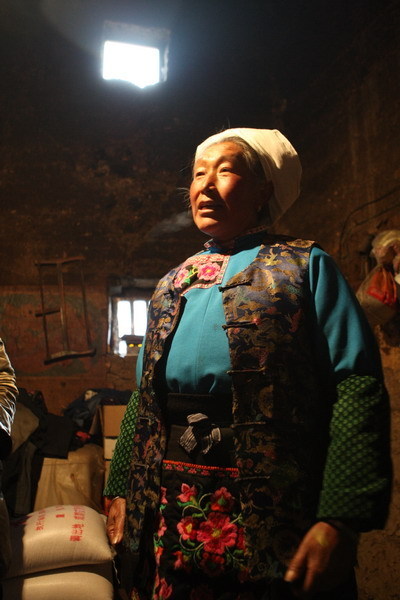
[103,437,118,460]
[101,405,127,437]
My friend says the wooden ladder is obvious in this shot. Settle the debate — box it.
[35,256,96,364]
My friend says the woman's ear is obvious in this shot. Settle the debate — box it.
[255,180,273,225]
[257,180,273,212]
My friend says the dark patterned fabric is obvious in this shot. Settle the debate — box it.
[121,233,391,595]
[218,239,328,579]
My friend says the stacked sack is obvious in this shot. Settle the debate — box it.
[3,505,114,600]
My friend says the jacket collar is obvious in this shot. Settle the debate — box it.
[204,225,269,253]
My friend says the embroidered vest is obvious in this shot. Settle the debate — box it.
[125,235,332,581]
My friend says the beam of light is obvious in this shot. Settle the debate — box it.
[102,40,160,88]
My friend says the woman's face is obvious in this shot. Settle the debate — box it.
[189,141,266,244]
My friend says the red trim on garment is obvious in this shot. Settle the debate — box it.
[163,459,238,478]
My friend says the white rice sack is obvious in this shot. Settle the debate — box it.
[3,563,113,600]
[7,505,113,578]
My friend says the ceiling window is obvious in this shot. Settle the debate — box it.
[102,20,170,89]
[103,41,160,88]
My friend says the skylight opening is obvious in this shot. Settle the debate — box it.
[102,20,170,90]
[102,40,160,89]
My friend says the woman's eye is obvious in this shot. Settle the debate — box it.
[220,167,232,173]
[194,170,205,177]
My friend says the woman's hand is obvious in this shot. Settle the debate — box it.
[106,497,126,546]
[284,521,358,598]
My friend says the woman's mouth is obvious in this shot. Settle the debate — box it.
[198,200,221,211]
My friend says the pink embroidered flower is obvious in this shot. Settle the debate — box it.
[154,544,164,566]
[199,551,226,577]
[177,483,198,503]
[156,577,173,599]
[190,584,214,600]
[210,487,234,512]
[197,513,237,554]
[160,486,168,505]
[157,514,167,537]
[173,550,192,572]
[174,268,190,288]
[198,262,221,281]
[177,516,198,541]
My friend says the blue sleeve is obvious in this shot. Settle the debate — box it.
[136,341,144,387]
[308,247,382,383]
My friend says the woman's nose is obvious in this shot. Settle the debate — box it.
[201,173,216,191]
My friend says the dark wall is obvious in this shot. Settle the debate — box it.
[0,0,284,288]
[278,0,400,288]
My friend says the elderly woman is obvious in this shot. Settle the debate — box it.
[105,128,391,600]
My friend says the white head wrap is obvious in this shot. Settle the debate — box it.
[194,127,302,224]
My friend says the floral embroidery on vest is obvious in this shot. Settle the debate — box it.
[173,253,229,293]
[153,481,248,584]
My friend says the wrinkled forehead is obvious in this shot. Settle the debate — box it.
[193,140,245,168]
